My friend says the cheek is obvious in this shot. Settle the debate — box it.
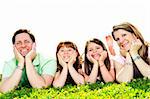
[98,49,103,53]
[69,51,74,55]
[58,52,63,56]
[28,45,33,50]
[15,46,21,52]
[87,51,92,55]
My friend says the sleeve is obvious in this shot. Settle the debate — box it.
[42,59,57,76]
[111,55,125,65]
[2,62,16,79]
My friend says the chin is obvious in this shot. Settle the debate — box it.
[93,57,99,61]
[20,52,28,57]
[64,59,69,63]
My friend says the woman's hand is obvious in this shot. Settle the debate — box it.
[57,53,67,67]
[130,39,142,54]
[106,35,116,56]
[87,53,98,65]
[68,51,77,66]
[99,50,107,62]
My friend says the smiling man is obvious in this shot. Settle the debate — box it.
[0,29,57,93]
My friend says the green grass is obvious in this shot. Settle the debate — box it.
[0,78,150,99]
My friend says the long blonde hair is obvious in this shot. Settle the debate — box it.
[112,22,149,64]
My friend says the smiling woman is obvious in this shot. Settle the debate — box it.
[110,22,150,83]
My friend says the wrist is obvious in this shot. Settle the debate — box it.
[25,57,32,62]
[99,63,105,67]
[129,50,138,55]
[132,55,141,62]
[17,65,24,70]
[99,61,105,67]
[125,62,132,66]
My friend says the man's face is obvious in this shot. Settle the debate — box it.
[14,33,33,56]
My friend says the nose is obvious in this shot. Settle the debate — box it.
[64,50,69,54]
[21,42,26,47]
[93,49,97,53]
[119,37,124,43]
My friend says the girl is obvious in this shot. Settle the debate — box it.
[83,38,115,83]
[53,41,84,88]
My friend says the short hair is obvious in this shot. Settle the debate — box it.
[12,29,35,44]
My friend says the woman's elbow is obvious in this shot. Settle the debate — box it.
[52,82,64,88]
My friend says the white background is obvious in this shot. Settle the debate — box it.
[0,0,150,73]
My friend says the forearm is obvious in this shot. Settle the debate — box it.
[0,68,22,93]
[25,59,47,88]
[68,66,84,85]
[116,64,133,83]
[53,66,68,88]
[131,53,150,78]
[86,63,99,83]
[100,65,115,82]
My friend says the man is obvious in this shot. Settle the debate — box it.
[0,29,56,93]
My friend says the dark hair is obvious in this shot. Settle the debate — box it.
[56,41,82,71]
[84,38,111,76]
[112,22,149,64]
[56,41,82,84]
[12,29,35,44]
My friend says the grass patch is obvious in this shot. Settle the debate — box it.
[0,78,150,98]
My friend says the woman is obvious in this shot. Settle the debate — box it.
[53,41,84,88]
[111,22,150,83]
[83,38,115,83]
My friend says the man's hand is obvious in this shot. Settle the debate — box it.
[25,43,36,61]
[13,45,24,68]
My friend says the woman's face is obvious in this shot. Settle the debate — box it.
[58,46,76,62]
[113,29,135,51]
[87,42,103,60]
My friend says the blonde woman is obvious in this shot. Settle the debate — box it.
[110,22,150,83]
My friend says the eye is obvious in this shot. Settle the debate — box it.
[68,49,72,51]
[24,40,30,44]
[122,34,127,37]
[60,49,64,52]
[115,38,119,42]
[96,47,100,50]
[15,42,21,46]
[88,49,93,52]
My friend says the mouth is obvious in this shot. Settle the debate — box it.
[20,49,29,56]
[62,56,71,62]
[92,54,100,60]
[120,41,130,50]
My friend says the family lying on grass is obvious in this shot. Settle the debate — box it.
[0,22,150,93]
